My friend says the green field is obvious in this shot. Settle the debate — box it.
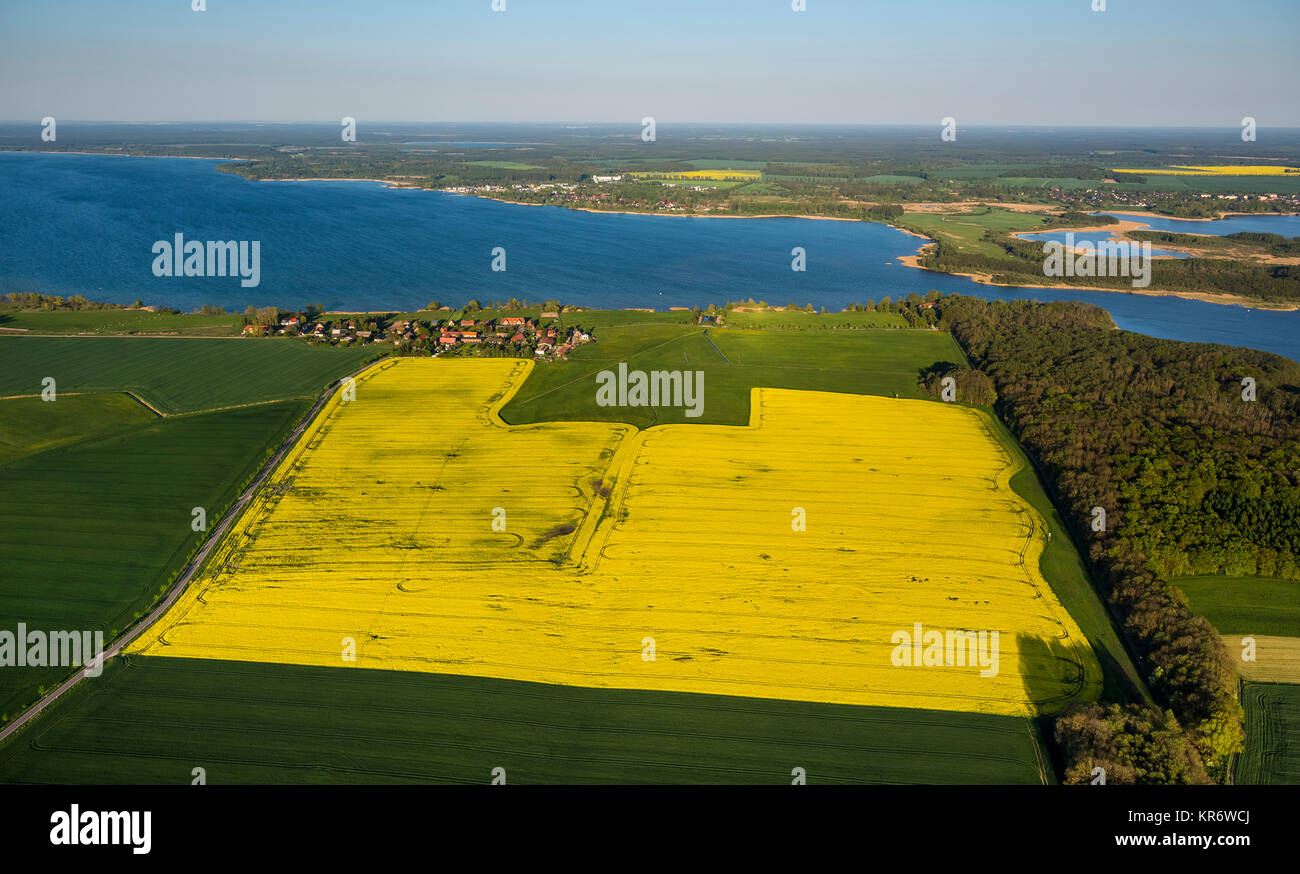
[1174,575,1300,637]
[0,336,376,723]
[723,309,904,329]
[651,177,754,190]
[0,336,378,413]
[689,159,768,170]
[0,393,155,465]
[0,308,242,336]
[501,325,965,428]
[466,160,542,170]
[0,656,1053,784]
[1238,683,1300,784]
[900,208,1052,258]
[0,399,308,720]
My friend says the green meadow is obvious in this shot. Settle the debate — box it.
[0,336,377,413]
[0,336,374,723]
[1174,575,1300,637]
[0,656,1053,785]
[900,208,1052,258]
[501,325,965,428]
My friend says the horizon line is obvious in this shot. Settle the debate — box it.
[4,120,1300,131]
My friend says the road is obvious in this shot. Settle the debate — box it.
[0,364,370,745]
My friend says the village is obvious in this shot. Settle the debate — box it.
[242,309,592,360]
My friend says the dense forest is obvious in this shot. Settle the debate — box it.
[927,295,1300,781]
[1129,230,1300,258]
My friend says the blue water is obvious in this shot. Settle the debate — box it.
[1018,230,1190,259]
[2,152,1298,363]
[1095,212,1300,236]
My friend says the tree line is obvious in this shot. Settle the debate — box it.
[924,295,1300,782]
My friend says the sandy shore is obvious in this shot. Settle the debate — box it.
[906,201,1056,214]
[1009,219,1152,249]
[1099,209,1300,222]
[262,177,423,188]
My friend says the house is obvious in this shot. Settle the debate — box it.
[537,336,554,348]
[280,317,300,327]
[510,332,526,343]
[439,335,458,346]
[501,317,526,326]
[462,336,482,344]
[540,311,559,319]
[243,324,268,336]
[460,319,476,327]
[331,328,343,336]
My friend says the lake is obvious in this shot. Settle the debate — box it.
[2,152,1298,363]
[1016,230,1190,258]
[1017,210,1300,255]
[1095,212,1300,236]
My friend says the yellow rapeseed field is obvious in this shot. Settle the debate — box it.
[130,359,1101,716]
[1111,165,1300,176]
[631,169,763,181]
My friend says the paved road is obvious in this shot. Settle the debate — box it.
[0,365,369,745]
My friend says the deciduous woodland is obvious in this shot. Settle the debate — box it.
[928,295,1300,780]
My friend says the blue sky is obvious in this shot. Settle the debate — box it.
[1,0,1297,125]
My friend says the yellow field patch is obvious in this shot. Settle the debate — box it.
[1112,165,1300,176]
[630,169,763,181]
[130,358,1100,715]
[1227,634,1300,683]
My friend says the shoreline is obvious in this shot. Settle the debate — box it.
[2,150,242,162]
[896,242,1300,311]
[1097,208,1300,223]
[251,178,873,221]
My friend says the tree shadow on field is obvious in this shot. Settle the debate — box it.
[1017,633,1092,716]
